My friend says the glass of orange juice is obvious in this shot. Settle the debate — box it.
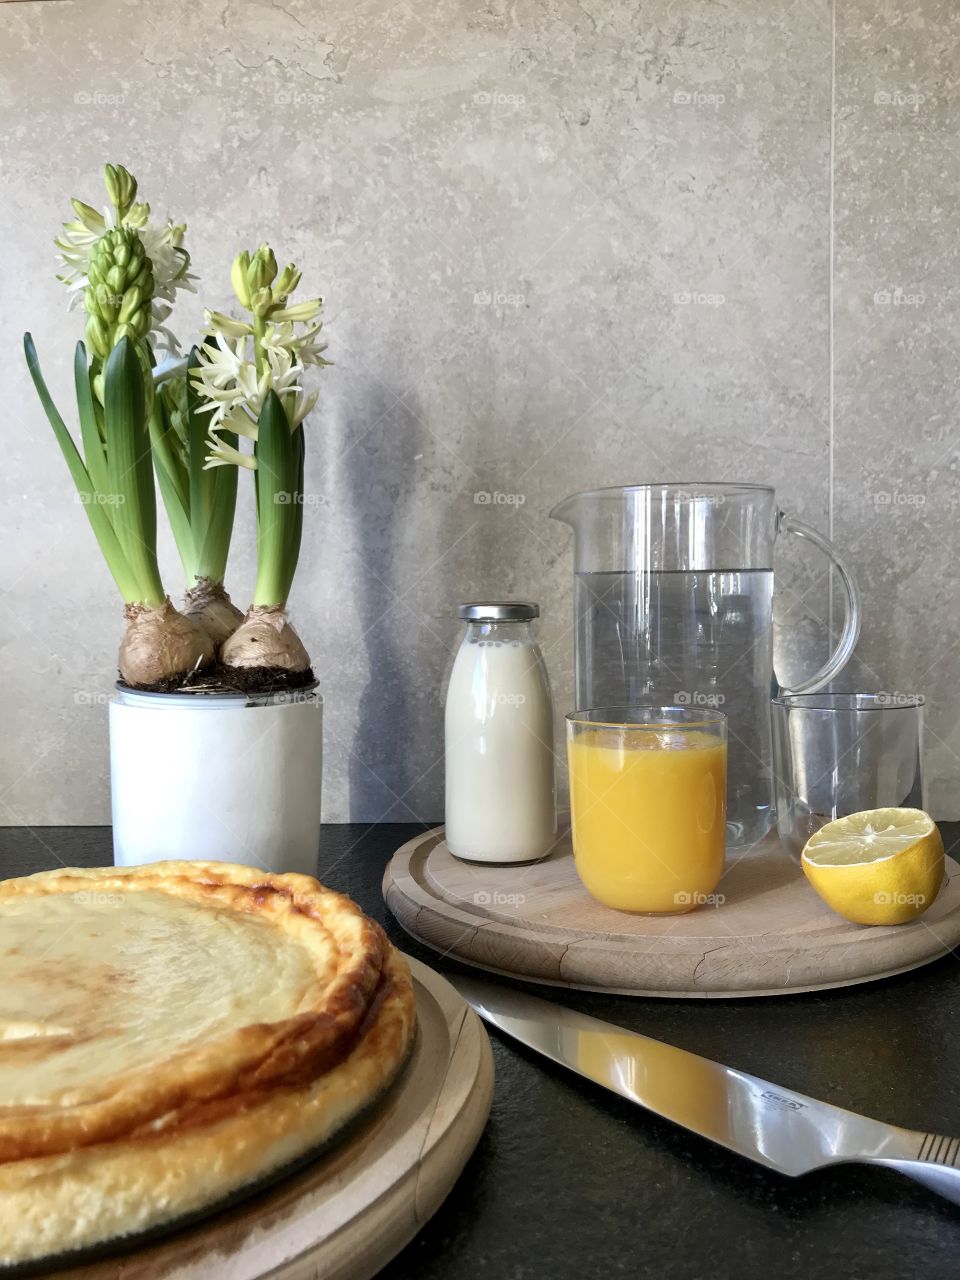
[566,706,727,913]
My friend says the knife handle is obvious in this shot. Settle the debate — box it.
[872,1133,960,1207]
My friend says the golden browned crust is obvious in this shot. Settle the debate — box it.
[0,862,417,1265]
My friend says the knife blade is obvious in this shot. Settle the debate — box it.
[450,969,960,1206]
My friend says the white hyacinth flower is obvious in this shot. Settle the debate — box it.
[191,332,247,394]
[56,196,195,354]
[205,431,258,470]
[261,318,331,369]
[194,305,323,470]
[203,309,255,340]
[193,245,328,473]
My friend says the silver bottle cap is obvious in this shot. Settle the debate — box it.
[457,601,539,621]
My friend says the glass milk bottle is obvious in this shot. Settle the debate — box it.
[445,602,556,862]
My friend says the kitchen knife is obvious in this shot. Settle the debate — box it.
[450,969,960,1206]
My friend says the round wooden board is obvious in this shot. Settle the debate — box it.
[383,829,960,998]
[48,958,493,1280]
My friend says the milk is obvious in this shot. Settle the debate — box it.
[444,618,556,862]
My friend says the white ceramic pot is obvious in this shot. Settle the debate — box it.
[110,685,323,875]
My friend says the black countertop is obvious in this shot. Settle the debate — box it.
[4,822,960,1279]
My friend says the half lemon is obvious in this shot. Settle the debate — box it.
[801,808,945,926]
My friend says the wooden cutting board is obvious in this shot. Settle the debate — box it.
[383,829,960,998]
[50,958,493,1280]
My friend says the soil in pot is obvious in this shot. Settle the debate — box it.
[118,663,317,697]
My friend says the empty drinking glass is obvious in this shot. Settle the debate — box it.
[772,693,924,858]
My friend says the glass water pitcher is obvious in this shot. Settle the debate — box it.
[551,484,861,847]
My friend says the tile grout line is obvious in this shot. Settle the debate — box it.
[828,0,837,641]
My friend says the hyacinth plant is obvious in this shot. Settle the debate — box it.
[25,165,215,686]
[192,244,329,672]
[25,166,328,688]
[149,349,244,647]
[65,165,244,648]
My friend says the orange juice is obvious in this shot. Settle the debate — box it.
[567,728,726,912]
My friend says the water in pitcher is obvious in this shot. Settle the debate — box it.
[574,569,776,846]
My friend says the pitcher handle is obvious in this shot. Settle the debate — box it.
[777,510,862,695]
